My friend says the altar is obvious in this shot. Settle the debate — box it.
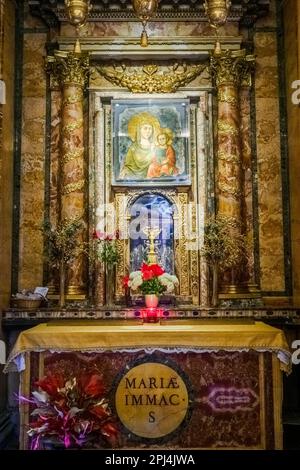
[6,320,290,450]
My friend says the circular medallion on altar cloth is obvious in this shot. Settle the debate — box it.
[115,361,190,439]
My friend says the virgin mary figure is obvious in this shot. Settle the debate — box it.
[119,112,161,180]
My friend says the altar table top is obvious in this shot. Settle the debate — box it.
[5,320,291,372]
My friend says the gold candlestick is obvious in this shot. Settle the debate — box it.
[143,226,161,265]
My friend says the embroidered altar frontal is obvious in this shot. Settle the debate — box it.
[8,321,290,450]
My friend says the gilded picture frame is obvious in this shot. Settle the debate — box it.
[112,99,191,186]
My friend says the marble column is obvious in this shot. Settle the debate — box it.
[46,51,89,297]
[210,50,255,293]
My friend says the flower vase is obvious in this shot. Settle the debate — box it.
[105,265,115,307]
[145,294,159,308]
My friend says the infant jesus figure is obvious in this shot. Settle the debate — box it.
[147,128,179,178]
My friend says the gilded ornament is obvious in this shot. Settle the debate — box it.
[190,204,199,303]
[218,181,242,199]
[63,119,83,136]
[204,0,231,27]
[64,0,91,29]
[143,64,158,76]
[62,148,84,165]
[218,151,240,164]
[63,180,85,195]
[115,193,128,298]
[217,119,238,136]
[63,92,83,105]
[132,0,159,47]
[178,192,190,296]
[97,62,206,93]
[218,89,238,106]
[210,50,255,87]
[46,53,89,89]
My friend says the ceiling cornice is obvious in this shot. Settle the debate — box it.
[28,0,270,28]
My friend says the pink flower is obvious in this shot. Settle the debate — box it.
[93,230,106,240]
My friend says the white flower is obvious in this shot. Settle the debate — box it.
[170,275,179,286]
[158,274,178,293]
[127,267,179,294]
[128,272,143,291]
[129,271,142,280]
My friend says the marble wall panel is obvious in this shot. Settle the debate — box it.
[240,86,255,283]
[255,32,285,292]
[0,0,15,308]
[284,0,300,304]
[61,21,238,38]
[18,33,46,290]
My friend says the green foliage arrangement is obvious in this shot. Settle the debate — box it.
[44,218,84,268]
[201,216,247,306]
[43,218,84,307]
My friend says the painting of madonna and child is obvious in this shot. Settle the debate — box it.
[112,99,190,186]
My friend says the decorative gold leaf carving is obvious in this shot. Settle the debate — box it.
[177,192,190,296]
[62,148,84,165]
[46,52,89,89]
[218,151,240,164]
[218,89,238,105]
[219,181,242,199]
[62,119,83,136]
[63,93,83,105]
[96,61,207,93]
[210,49,255,87]
[217,119,238,136]
[63,180,85,195]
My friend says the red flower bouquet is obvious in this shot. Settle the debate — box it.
[20,370,119,450]
[123,263,179,295]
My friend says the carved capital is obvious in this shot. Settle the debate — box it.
[46,51,89,89]
[210,49,255,88]
[95,61,207,93]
